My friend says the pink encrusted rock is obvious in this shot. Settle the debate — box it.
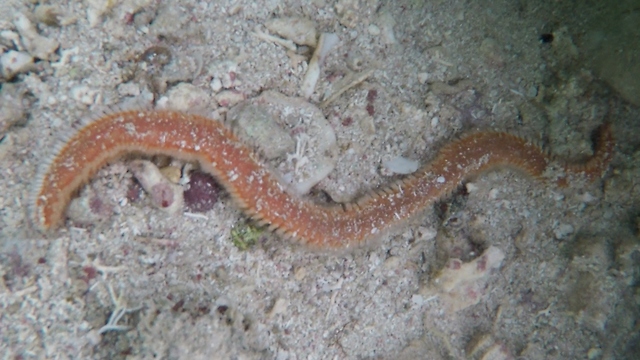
[214,90,245,108]
[66,187,113,227]
[162,83,211,112]
[151,182,177,209]
[183,170,220,213]
[425,246,505,313]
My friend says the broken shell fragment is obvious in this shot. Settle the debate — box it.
[301,32,340,98]
[265,17,317,47]
[159,165,182,184]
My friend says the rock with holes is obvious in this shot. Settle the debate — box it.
[423,246,505,313]
[228,91,338,195]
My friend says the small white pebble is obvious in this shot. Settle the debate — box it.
[367,24,380,35]
[210,77,222,92]
[580,192,597,203]
[587,347,602,360]
[85,329,102,346]
[0,50,34,77]
[465,182,478,193]
[117,82,140,97]
[369,252,381,267]
[383,256,401,270]
[383,156,419,175]
[431,116,439,127]
[156,96,169,108]
[554,223,574,240]
[268,298,288,318]
[378,12,397,44]
[294,266,306,281]
[418,226,437,241]
[489,188,499,199]
[411,294,424,306]
[70,84,98,105]
[436,176,445,183]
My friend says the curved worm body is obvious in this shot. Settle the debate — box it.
[32,110,614,249]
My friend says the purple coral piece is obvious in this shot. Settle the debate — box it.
[88,195,111,216]
[183,170,220,212]
[127,181,144,203]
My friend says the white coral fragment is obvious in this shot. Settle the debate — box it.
[97,283,143,334]
[13,13,59,60]
[129,160,184,214]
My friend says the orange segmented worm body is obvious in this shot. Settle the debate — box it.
[32,109,614,249]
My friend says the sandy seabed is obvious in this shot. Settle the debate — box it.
[1,0,639,359]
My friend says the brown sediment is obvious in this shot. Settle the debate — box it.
[32,109,614,249]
